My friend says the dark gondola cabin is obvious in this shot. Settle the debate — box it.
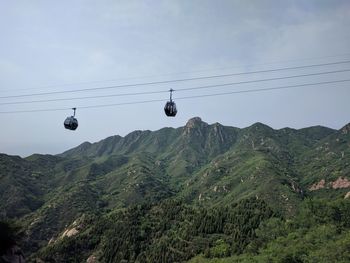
[64,108,78,130]
[164,101,177,117]
[164,89,177,117]
[64,117,78,130]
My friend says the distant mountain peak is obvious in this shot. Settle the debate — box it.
[182,117,209,138]
[185,117,208,128]
[247,122,273,131]
[80,141,92,147]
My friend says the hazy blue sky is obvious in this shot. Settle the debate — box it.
[0,0,350,156]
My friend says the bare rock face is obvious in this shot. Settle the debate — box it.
[340,123,350,135]
[86,255,98,263]
[309,177,350,191]
[185,117,205,128]
[198,193,203,201]
[48,237,55,245]
[309,179,325,191]
[344,192,350,199]
[331,177,350,189]
[61,227,79,238]
[60,218,84,240]
[183,117,208,136]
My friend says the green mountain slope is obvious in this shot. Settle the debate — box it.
[1,117,349,261]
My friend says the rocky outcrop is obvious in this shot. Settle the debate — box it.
[309,177,350,191]
[340,123,350,135]
[183,117,208,137]
[185,117,206,129]
[309,179,325,191]
[61,227,79,238]
[86,255,98,263]
[60,218,84,240]
[331,177,350,189]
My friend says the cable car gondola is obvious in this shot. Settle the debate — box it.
[164,89,177,117]
[64,108,78,130]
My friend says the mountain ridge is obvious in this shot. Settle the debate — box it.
[58,118,337,159]
[1,117,349,262]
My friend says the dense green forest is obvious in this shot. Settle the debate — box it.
[1,118,350,262]
[3,197,349,262]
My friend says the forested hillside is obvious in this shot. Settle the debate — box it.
[1,117,349,262]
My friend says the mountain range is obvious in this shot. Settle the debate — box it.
[1,117,350,262]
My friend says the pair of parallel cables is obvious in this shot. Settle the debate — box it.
[0,59,349,114]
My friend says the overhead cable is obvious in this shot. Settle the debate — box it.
[2,52,350,93]
[0,78,349,114]
[0,90,168,106]
[0,68,349,106]
[1,60,350,99]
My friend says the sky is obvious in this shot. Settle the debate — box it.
[0,0,350,156]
